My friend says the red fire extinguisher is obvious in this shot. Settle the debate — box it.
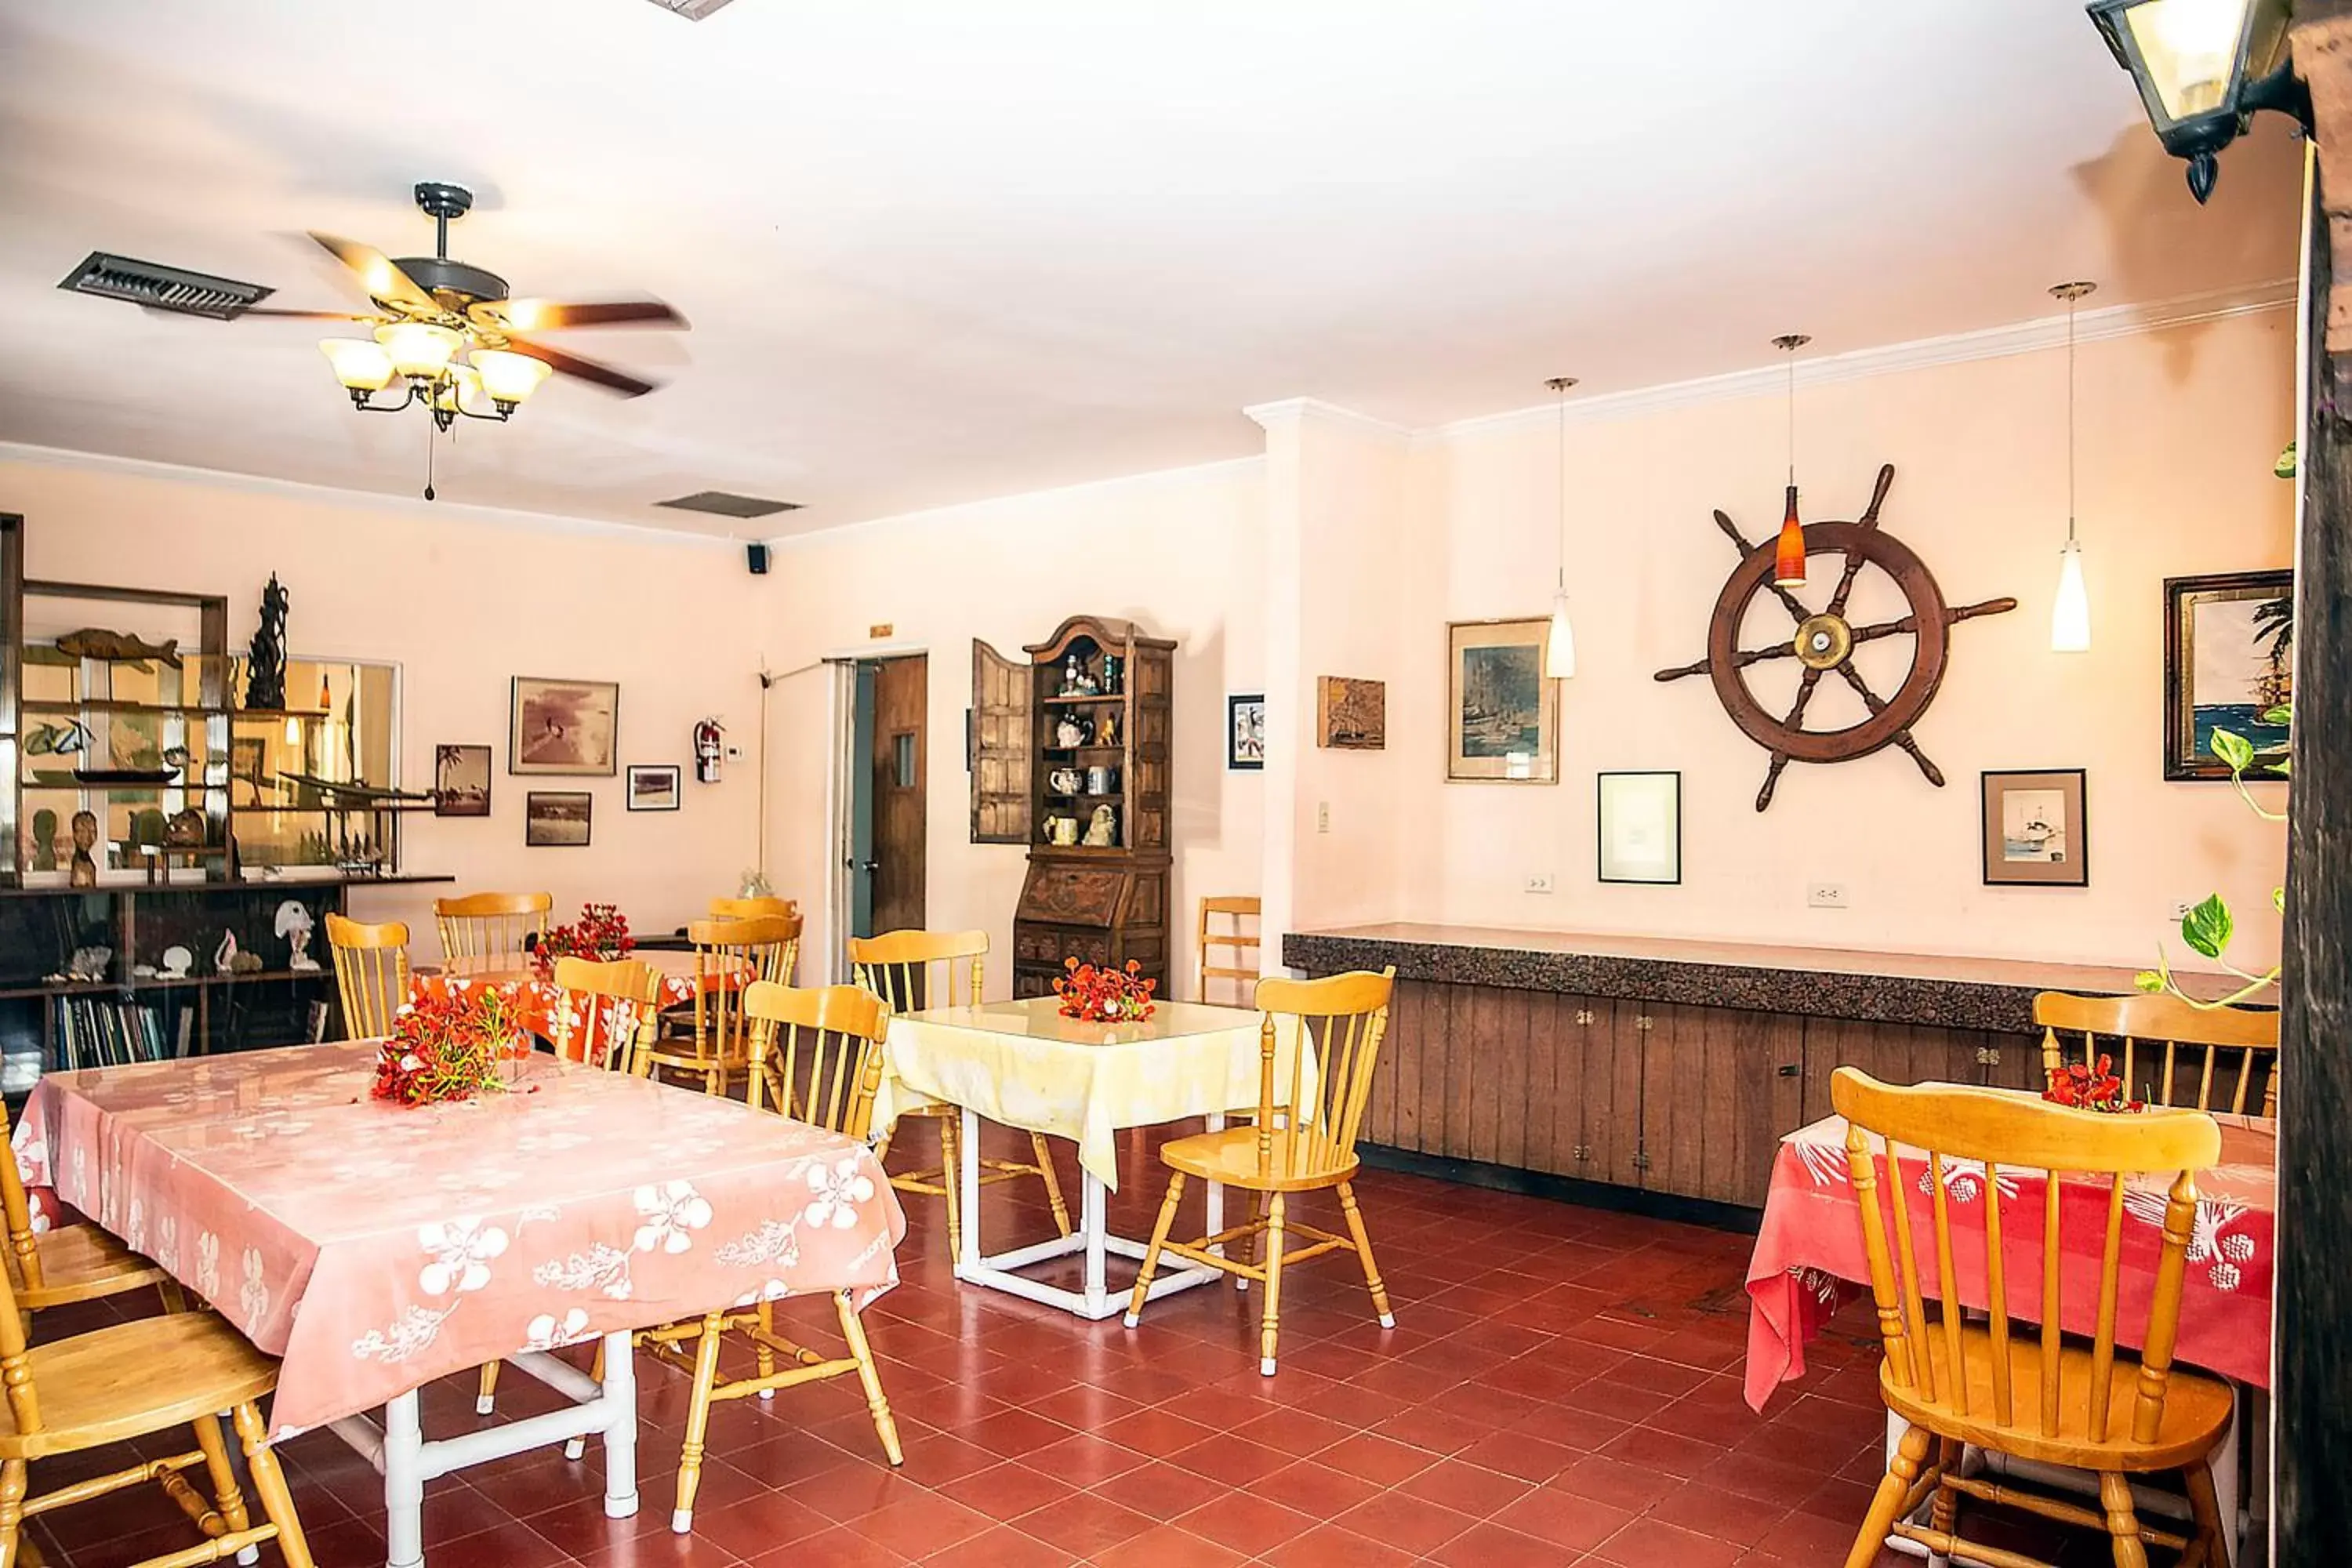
[694,717,726,783]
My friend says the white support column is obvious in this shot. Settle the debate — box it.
[599,1330,639,1519]
[382,1392,426,1568]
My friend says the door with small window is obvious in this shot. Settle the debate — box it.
[864,655,927,938]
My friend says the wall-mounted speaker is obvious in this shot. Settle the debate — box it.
[746,543,770,575]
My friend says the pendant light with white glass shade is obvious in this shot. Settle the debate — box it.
[2049,281,2097,652]
[1544,376,1579,679]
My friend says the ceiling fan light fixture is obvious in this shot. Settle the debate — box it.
[319,337,394,392]
[375,321,462,379]
[471,348,554,407]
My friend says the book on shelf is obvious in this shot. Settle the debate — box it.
[53,996,176,1071]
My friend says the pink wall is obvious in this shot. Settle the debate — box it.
[1,453,768,949]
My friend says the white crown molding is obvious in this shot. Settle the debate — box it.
[1242,397,1413,442]
[0,441,742,551]
[768,452,1266,550]
[1424,278,2298,444]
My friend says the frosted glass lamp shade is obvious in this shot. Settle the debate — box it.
[318,338,394,391]
[2051,539,2092,652]
[374,321,462,379]
[1545,592,1577,680]
[471,349,554,405]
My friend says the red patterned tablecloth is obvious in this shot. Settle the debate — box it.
[1744,1110,2275,1412]
[16,1041,903,1436]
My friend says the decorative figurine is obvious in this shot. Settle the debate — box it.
[1054,716,1087,748]
[65,946,111,982]
[165,808,205,848]
[275,899,320,971]
[244,573,290,710]
[213,931,240,975]
[1061,655,1084,696]
[1102,655,1123,695]
[160,946,194,978]
[68,810,99,887]
[1082,804,1118,847]
[30,808,55,872]
[1098,710,1120,746]
[56,628,182,669]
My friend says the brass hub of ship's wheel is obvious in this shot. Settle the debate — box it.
[1794,613,1852,670]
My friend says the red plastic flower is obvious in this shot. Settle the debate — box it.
[1054,956,1156,1022]
[372,984,528,1106]
[536,902,636,977]
[2042,1053,2144,1115]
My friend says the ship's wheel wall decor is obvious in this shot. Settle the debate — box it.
[1654,463,2016,811]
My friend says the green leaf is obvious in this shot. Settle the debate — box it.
[2260,703,2295,728]
[2268,756,2292,778]
[2134,970,2165,993]
[2276,441,2297,478]
[2274,886,2287,913]
[2210,729,2256,775]
[2180,895,2234,960]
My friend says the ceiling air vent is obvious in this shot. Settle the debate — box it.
[655,491,803,520]
[642,0,739,17]
[56,252,273,321]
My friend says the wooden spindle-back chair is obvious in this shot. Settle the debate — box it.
[1127,967,1397,1374]
[1196,895,1261,1004]
[640,916,800,1094]
[2035,991,2280,1117]
[710,895,800,927]
[0,1240,317,1567]
[848,929,1070,1257]
[1830,1069,2234,1568]
[646,981,903,1534]
[0,1098,180,1317]
[325,913,410,1039]
[433,891,552,963]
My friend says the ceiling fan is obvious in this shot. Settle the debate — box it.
[250,180,687,417]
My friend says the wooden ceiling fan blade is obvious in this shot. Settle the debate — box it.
[481,299,688,332]
[503,335,659,397]
[238,307,383,321]
[308,232,436,313]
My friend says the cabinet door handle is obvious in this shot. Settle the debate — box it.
[1632,1151,1652,1171]
[1574,1009,1595,1026]
[1776,1062,1802,1077]
[1634,1015,1654,1033]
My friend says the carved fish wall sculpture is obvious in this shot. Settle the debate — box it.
[53,628,182,668]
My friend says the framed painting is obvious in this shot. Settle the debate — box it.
[1316,678,1385,750]
[2163,571,2292,781]
[510,677,619,776]
[1980,768,2088,887]
[1228,694,1265,771]
[626,764,681,811]
[433,744,492,818]
[1598,771,1681,884]
[1447,619,1559,782]
[524,790,593,847]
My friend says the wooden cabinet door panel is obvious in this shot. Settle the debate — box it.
[1801,1018,1984,1127]
[1488,985,1532,1171]
[1583,997,1645,1189]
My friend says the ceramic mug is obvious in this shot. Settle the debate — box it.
[1049,767,1083,794]
[1087,766,1114,793]
[1046,816,1079,847]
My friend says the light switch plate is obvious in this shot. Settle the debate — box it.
[1316,801,1330,834]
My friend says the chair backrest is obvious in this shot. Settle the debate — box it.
[0,1101,53,1296]
[549,956,664,1071]
[1250,967,1394,1179]
[711,895,800,924]
[434,891,553,962]
[1831,1069,2220,1450]
[2034,991,2280,1117]
[1198,895,1261,1004]
[742,981,888,1138]
[848,928,986,1014]
[325,913,411,1038]
[681,916,801,1065]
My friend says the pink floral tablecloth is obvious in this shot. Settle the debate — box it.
[1744,1112,2275,1412]
[16,1041,904,1436]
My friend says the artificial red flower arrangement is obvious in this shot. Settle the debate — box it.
[534,902,635,977]
[1054,956,1157,1023]
[2042,1053,2145,1115]
[372,985,528,1107]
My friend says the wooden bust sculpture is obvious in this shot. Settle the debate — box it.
[68,810,99,887]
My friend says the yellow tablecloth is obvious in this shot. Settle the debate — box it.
[877,996,1301,1191]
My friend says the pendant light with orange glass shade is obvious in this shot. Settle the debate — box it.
[1770,334,1811,587]
[1543,376,1579,679]
[2049,281,2097,652]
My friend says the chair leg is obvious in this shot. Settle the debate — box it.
[833,1291,904,1466]
[1124,1173,1187,1327]
[0,1457,25,1568]
[2186,1458,2233,1568]
[671,1311,727,1534]
[191,1413,252,1537]
[1335,1181,1395,1329]
[755,1300,777,1399]
[477,1359,500,1416]
[1926,1437,1962,1568]
[233,1402,314,1568]
[2099,1472,2151,1568]
[1260,1191,1287,1376]
[1237,1189,1265,1292]
[1029,1132,1072,1237]
[158,1276,187,1314]
[1843,1422,1932,1568]
[938,1114,963,1261]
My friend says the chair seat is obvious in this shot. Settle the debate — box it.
[1883,1324,2235,1472]
[17,1223,169,1308]
[1160,1126,1356,1192]
[0,1312,279,1461]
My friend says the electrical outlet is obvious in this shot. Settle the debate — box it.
[1316,801,1330,834]
[1807,882,1849,910]
[2170,900,2196,922]
[1525,873,1555,894]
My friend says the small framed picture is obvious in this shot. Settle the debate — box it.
[1316,677,1385,750]
[510,677,619,776]
[1598,771,1681,885]
[434,744,492,818]
[1447,619,1559,783]
[524,790,593,848]
[2163,571,2293,780]
[1980,769,2087,887]
[1228,694,1266,771]
[626,764,681,811]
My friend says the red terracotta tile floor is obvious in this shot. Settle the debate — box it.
[29,1120,2126,1566]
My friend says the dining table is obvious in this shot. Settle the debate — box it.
[875,995,1301,1320]
[15,1040,903,1568]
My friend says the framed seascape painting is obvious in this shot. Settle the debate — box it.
[510,677,619,776]
[2164,571,2292,781]
[524,791,593,847]
[1447,619,1558,782]
[1980,768,2087,887]
[1598,771,1681,884]
[433,744,492,818]
[626,764,681,811]
[1228,694,1265,771]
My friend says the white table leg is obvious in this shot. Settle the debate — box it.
[383,1392,426,1568]
[956,1105,982,1274]
[1080,1169,1109,1316]
[599,1330,639,1519]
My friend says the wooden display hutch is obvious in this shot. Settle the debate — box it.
[985,615,1174,999]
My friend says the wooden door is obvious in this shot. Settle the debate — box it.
[868,655,927,936]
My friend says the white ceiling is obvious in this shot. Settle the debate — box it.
[0,1,2303,539]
